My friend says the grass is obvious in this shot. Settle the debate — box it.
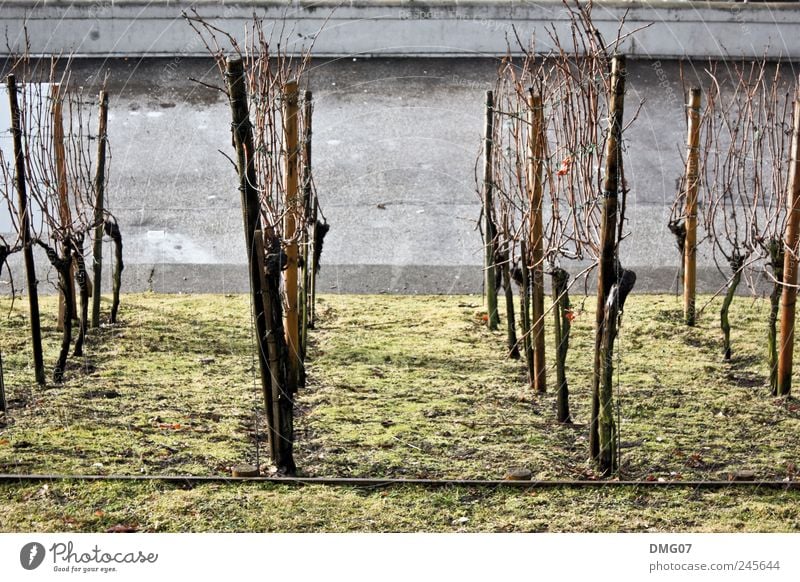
[0,291,799,532]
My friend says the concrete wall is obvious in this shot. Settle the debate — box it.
[1,56,787,295]
[0,2,796,295]
[2,1,800,59]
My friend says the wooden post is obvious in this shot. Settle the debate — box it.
[483,90,499,330]
[254,230,295,473]
[309,198,319,328]
[768,239,784,395]
[283,80,301,395]
[598,287,621,475]
[91,90,109,328]
[777,87,800,397]
[105,220,124,324]
[590,55,626,467]
[7,74,45,386]
[527,89,546,393]
[0,255,6,409]
[300,90,313,363]
[552,267,571,423]
[520,241,535,389]
[502,258,519,359]
[0,348,5,415]
[72,234,90,357]
[52,84,77,331]
[305,92,319,331]
[683,88,702,326]
[225,57,278,465]
[57,242,75,380]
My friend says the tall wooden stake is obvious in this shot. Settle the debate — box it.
[225,57,282,470]
[72,235,90,357]
[777,87,800,397]
[502,258,519,359]
[91,90,109,328]
[254,230,295,474]
[520,241,535,389]
[483,90,499,330]
[52,84,77,331]
[283,80,301,395]
[768,240,784,395]
[7,74,45,386]
[105,220,124,324]
[683,88,702,326]
[0,348,5,415]
[527,89,546,393]
[552,267,571,423]
[309,197,319,328]
[590,55,626,469]
[300,90,313,363]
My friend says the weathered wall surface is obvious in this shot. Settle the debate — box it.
[2,1,799,59]
[2,56,780,294]
[1,2,796,294]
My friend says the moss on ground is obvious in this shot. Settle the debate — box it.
[0,292,798,532]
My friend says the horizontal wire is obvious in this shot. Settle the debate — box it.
[0,473,797,489]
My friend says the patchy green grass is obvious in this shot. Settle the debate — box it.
[0,292,799,532]
[0,294,259,476]
[304,294,800,482]
[2,480,800,533]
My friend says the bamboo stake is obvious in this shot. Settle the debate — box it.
[683,88,702,326]
[7,74,45,386]
[283,80,301,395]
[590,55,626,466]
[224,57,277,460]
[90,91,109,328]
[777,87,800,397]
[483,90,499,330]
[52,84,77,331]
[527,89,546,393]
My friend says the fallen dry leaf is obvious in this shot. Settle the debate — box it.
[157,423,184,430]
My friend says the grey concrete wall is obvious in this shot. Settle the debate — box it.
[2,1,800,59]
[1,56,791,295]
